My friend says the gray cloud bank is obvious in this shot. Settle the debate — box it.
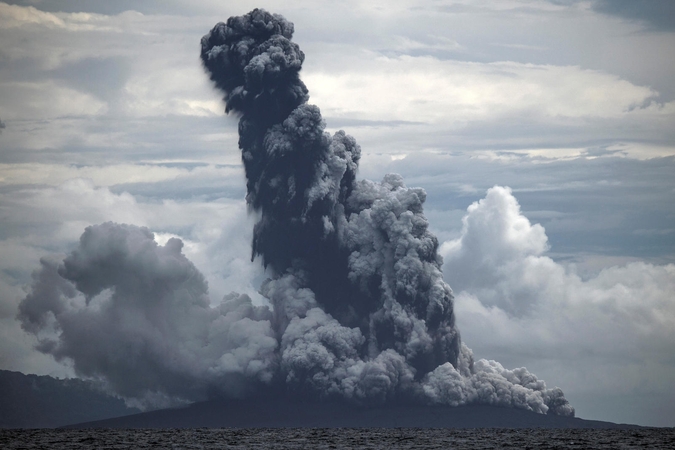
[592,0,675,32]
[17,9,573,416]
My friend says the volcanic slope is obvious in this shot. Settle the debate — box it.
[65,399,639,429]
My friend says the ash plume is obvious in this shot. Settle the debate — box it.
[200,8,460,394]
[18,223,278,408]
[17,9,573,416]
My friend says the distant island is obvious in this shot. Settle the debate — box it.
[0,370,644,429]
[66,396,640,429]
[0,370,138,428]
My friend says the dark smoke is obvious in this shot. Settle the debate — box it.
[17,9,573,416]
[198,9,572,414]
[0,118,5,133]
[201,8,459,383]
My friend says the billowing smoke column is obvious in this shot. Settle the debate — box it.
[200,8,460,384]
[197,9,571,415]
[17,9,573,416]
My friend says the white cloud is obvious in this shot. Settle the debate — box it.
[1,179,144,237]
[120,67,224,118]
[0,3,69,29]
[0,81,107,120]
[388,35,463,53]
[605,142,675,160]
[441,186,549,314]
[0,3,221,119]
[304,57,662,124]
[0,3,167,34]
[0,163,184,186]
[0,5,149,68]
[441,186,675,425]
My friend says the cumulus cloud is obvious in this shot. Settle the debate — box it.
[442,185,675,326]
[441,186,550,315]
[441,186,675,420]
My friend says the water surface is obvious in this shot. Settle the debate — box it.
[2,428,674,449]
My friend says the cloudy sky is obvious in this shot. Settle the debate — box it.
[1,0,674,427]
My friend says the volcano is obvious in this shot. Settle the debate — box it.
[65,398,636,429]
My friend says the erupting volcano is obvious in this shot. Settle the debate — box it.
[18,9,573,419]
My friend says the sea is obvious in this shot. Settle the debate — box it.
[2,428,675,449]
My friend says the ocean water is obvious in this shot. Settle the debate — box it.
[2,428,674,449]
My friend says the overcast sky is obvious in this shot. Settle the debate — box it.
[0,0,674,427]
